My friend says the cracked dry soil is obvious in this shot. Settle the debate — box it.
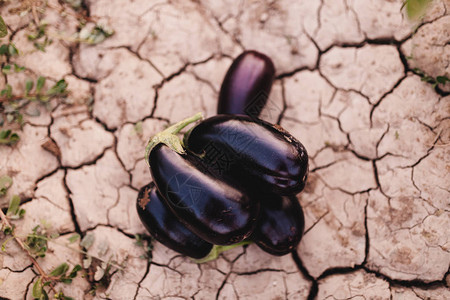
[0,0,449,299]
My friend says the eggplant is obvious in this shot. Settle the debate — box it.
[136,182,213,259]
[148,144,259,246]
[184,115,308,195]
[218,50,275,117]
[252,194,305,256]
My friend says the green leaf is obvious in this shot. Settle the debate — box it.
[6,195,20,216]
[18,208,26,217]
[0,44,7,55]
[0,16,7,38]
[25,80,34,96]
[134,234,143,247]
[1,84,12,99]
[36,76,46,94]
[64,0,82,9]
[68,264,82,278]
[33,42,46,52]
[40,289,49,300]
[79,24,114,45]
[1,236,14,250]
[2,64,11,74]
[8,43,18,56]
[28,24,47,41]
[80,233,95,249]
[404,0,432,21]
[0,130,9,139]
[26,226,49,258]
[14,63,25,72]
[60,278,73,284]
[436,76,450,84]
[50,263,69,277]
[68,233,80,243]
[0,130,20,146]
[32,277,43,299]
[133,121,143,136]
[46,79,68,96]
[0,175,13,196]
[2,226,13,235]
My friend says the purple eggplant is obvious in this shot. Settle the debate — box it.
[218,50,275,117]
[148,144,259,246]
[184,115,308,195]
[136,182,213,259]
[252,194,305,256]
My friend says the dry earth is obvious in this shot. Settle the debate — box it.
[0,0,449,299]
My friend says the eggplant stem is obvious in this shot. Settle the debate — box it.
[145,112,203,166]
[192,240,253,264]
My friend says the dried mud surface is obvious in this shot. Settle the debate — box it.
[0,0,449,299]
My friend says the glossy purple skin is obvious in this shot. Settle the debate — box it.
[252,194,305,256]
[185,115,309,195]
[136,182,213,259]
[218,50,275,117]
[148,144,259,246]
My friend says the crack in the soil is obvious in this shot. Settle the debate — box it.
[149,261,183,276]
[303,210,330,236]
[369,73,407,126]
[233,268,291,277]
[132,239,153,300]
[115,45,165,79]
[276,66,313,80]
[291,251,318,300]
[1,264,33,274]
[215,271,231,300]
[148,53,218,119]
[23,274,37,300]
[63,145,113,170]
[62,169,82,235]
[362,198,370,266]
[319,37,411,55]
[198,2,245,51]
[275,79,287,125]
[215,246,252,300]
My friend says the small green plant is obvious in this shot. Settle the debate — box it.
[402,0,432,21]
[1,195,26,251]
[25,225,50,258]
[64,0,83,9]
[2,63,25,74]
[0,175,13,196]
[134,234,153,262]
[0,43,18,57]
[0,16,7,38]
[6,194,26,219]
[413,68,450,89]
[28,22,52,52]
[75,24,114,45]
[0,129,20,145]
[0,77,68,132]
[0,204,83,299]
[32,263,82,300]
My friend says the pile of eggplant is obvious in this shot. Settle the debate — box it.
[136,51,308,261]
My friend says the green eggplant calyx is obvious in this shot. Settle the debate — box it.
[192,240,253,264]
[145,112,203,166]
